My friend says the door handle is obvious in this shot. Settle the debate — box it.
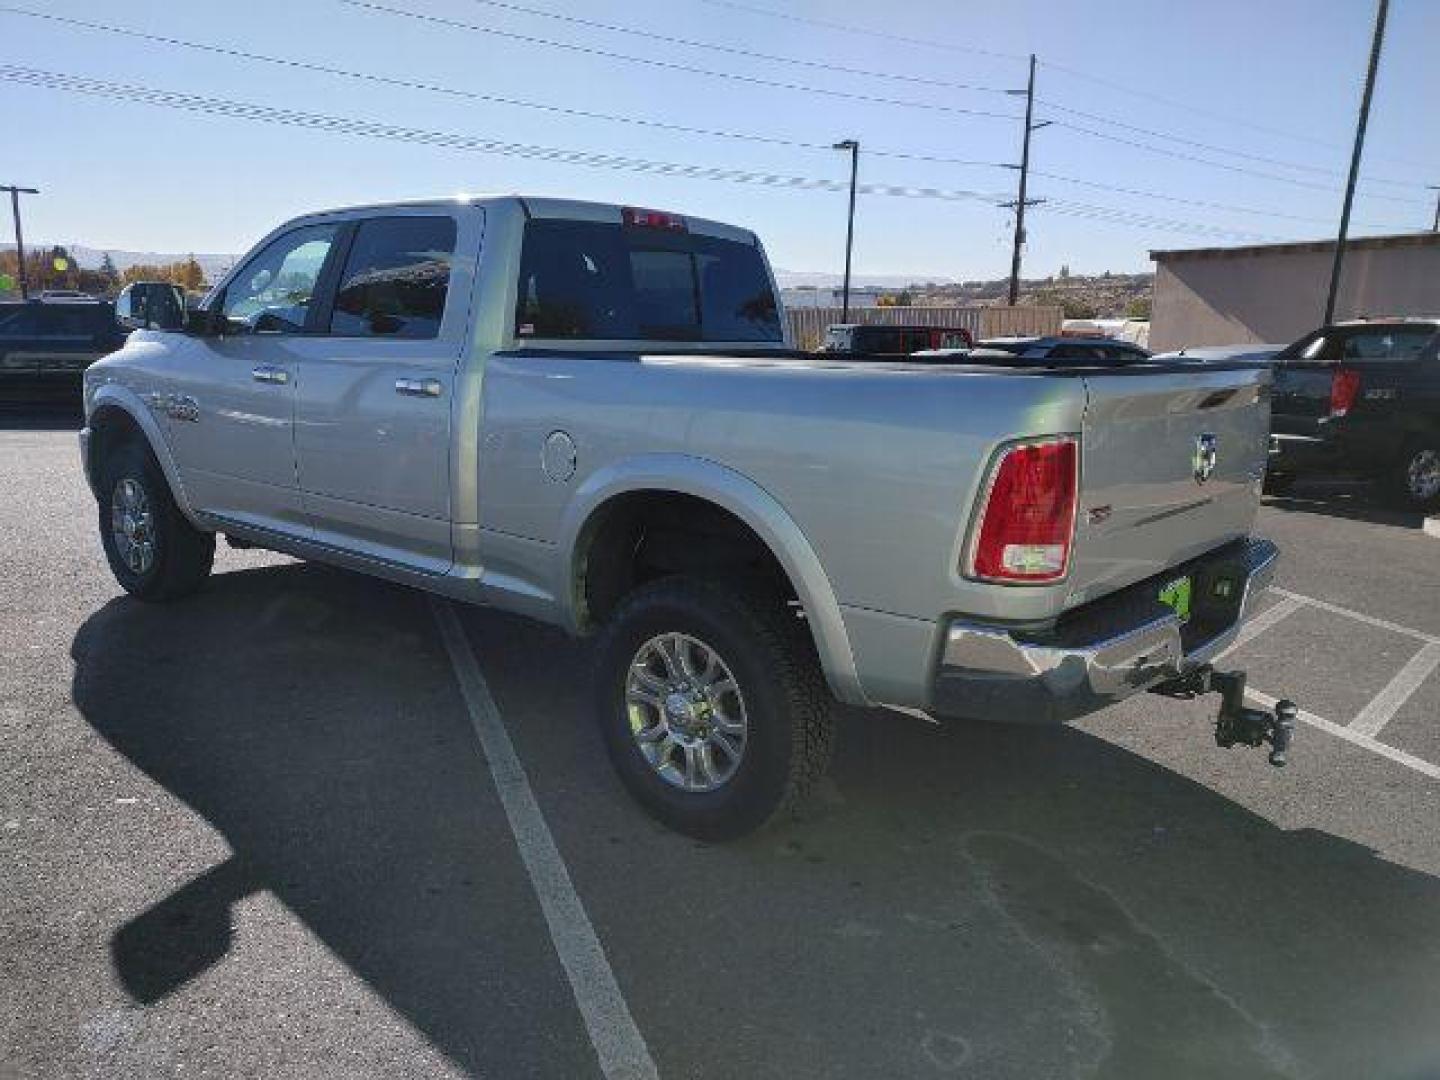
[252,366,290,385]
[395,377,443,398]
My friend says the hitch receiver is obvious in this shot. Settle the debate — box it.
[1153,666,1297,767]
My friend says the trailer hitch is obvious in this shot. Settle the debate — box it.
[1152,666,1297,767]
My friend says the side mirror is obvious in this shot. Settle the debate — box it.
[116,282,187,332]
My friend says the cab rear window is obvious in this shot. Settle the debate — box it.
[515,220,780,342]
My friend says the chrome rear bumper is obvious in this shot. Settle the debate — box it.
[931,538,1278,724]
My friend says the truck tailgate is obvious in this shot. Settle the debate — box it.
[1069,364,1270,605]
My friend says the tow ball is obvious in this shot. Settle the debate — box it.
[1152,666,1298,767]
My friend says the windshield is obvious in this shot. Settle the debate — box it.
[515,219,781,342]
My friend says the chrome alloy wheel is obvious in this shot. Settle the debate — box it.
[1406,449,1440,502]
[625,632,748,792]
[110,477,155,575]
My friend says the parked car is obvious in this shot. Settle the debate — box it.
[821,322,974,354]
[0,298,126,389]
[80,195,1287,839]
[1155,345,1284,365]
[979,335,1153,365]
[1266,318,1440,509]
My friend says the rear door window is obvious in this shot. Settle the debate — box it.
[330,216,457,339]
[1337,327,1435,364]
[516,219,780,342]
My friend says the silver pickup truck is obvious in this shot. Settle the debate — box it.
[80,195,1292,839]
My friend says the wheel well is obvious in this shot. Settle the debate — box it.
[87,405,147,490]
[575,491,799,629]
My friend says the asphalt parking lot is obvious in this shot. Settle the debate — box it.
[3,403,1438,1080]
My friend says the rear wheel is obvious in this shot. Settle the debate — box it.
[593,576,834,841]
[98,439,215,601]
[1383,439,1440,512]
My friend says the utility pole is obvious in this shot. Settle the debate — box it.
[1429,185,1439,232]
[2,185,39,300]
[1005,56,1049,307]
[832,140,859,321]
[1324,0,1388,324]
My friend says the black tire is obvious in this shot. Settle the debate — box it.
[593,576,834,841]
[1262,471,1296,496]
[98,438,215,601]
[1381,438,1440,513]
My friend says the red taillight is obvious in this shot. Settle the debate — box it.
[621,206,688,232]
[1329,367,1362,417]
[966,437,1079,583]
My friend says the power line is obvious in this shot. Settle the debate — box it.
[342,1,1024,122]
[13,2,1424,213]
[1038,99,1425,189]
[457,0,1015,96]
[695,0,1029,62]
[4,4,1424,234]
[0,64,1295,244]
[1030,169,1412,231]
[0,4,1008,171]
[697,0,1437,188]
[1038,57,1436,175]
[1046,118,1430,206]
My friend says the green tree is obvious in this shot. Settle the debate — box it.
[1125,296,1152,320]
[99,251,120,290]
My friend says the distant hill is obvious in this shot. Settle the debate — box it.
[1,244,236,283]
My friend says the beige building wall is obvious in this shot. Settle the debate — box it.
[1150,236,1440,353]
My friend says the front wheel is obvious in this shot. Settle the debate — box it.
[593,577,834,841]
[1383,439,1440,512]
[98,439,215,601]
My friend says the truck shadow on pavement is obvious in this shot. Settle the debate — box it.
[71,563,1440,1079]
[1263,479,1427,530]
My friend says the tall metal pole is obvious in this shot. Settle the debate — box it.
[833,140,859,321]
[3,185,39,301]
[1007,56,1038,307]
[1324,0,1388,324]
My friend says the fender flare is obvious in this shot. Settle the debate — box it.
[87,385,202,525]
[557,453,869,707]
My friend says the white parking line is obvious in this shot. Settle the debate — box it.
[1219,595,1306,658]
[1245,688,1440,782]
[431,598,660,1080]
[1349,642,1440,739]
[1270,587,1440,645]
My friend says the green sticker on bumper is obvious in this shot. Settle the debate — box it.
[1158,576,1193,623]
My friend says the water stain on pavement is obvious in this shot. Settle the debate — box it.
[965,832,1295,1079]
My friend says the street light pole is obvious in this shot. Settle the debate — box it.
[1324,0,1388,324]
[2,185,40,301]
[832,139,859,321]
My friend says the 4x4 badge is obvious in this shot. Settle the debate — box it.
[1193,432,1218,484]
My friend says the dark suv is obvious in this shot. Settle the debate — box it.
[978,335,1153,365]
[0,300,126,394]
[821,323,974,355]
[1266,318,1440,510]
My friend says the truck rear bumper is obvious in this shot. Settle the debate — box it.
[931,537,1278,725]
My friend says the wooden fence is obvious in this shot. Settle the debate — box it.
[785,305,1063,351]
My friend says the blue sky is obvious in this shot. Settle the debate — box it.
[4,0,1438,280]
